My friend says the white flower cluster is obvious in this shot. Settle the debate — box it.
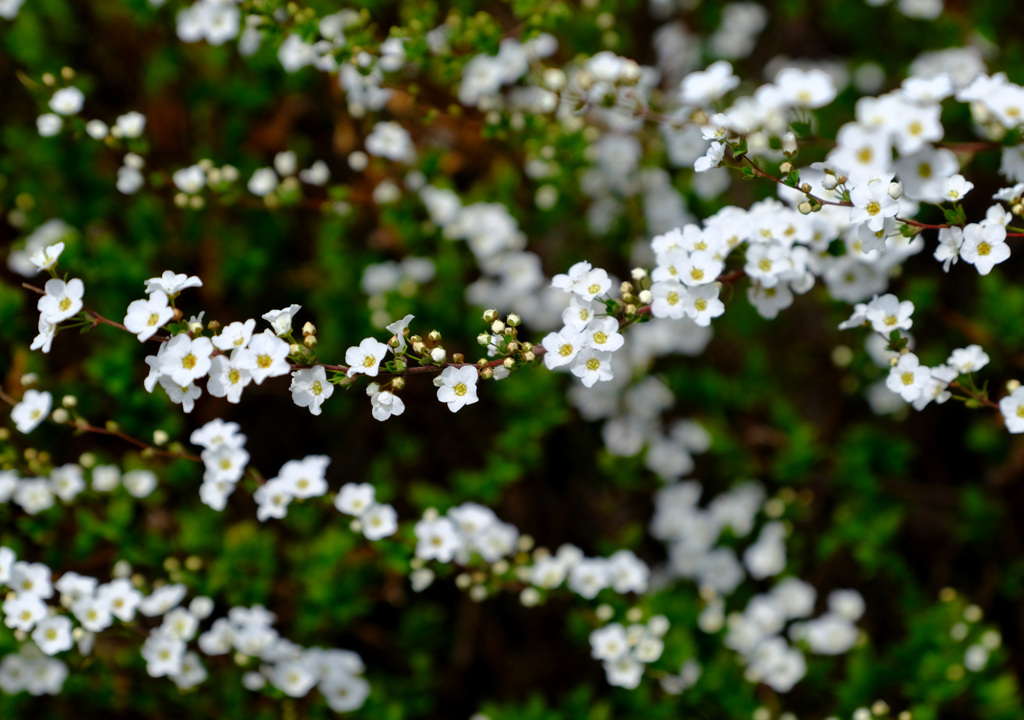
[458,35,558,108]
[191,419,251,510]
[199,606,370,711]
[0,545,369,709]
[589,615,669,689]
[7,219,74,277]
[0,462,157,515]
[650,480,863,692]
[411,503,650,601]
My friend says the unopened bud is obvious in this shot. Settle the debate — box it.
[800,183,812,193]
[1008,379,1021,393]
[52,408,69,424]
[388,335,400,348]
[524,351,535,362]
[391,377,405,391]
[153,430,169,445]
[506,342,518,353]
[430,347,446,363]
[506,313,521,327]
[638,289,653,303]
[62,395,77,408]
[172,308,183,321]
[412,340,426,354]
[477,333,491,346]
[503,357,515,369]
[207,320,220,331]
[452,353,464,364]
[821,174,838,190]
[622,293,635,304]
[631,267,648,281]
[620,281,633,295]
[1013,203,1024,216]
[782,131,798,155]
[780,161,793,175]
[480,367,493,380]
[625,304,637,315]
[428,330,442,342]
[476,358,489,368]
[106,421,120,433]
[304,335,317,348]
[302,321,316,336]
[491,319,505,334]
[289,343,302,355]
[888,181,903,199]
[798,201,813,215]
[521,342,533,352]
[483,309,499,323]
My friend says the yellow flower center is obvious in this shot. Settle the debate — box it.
[587,358,600,371]
[312,381,322,396]
[690,268,705,281]
[977,241,991,256]
[918,163,932,179]
[593,331,607,345]
[147,312,160,327]
[667,292,679,306]
[59,297,71,312]
[257,354,272,369]
[454,382,468,396]
[228,369,240,384]
[758,259,772,272]
[857,147,873,164]
[588,283,600,295]
[884,316,896,326]
[901,372,914,386]
[362,355,376,368]
[908,120,922,135]
[866,201,880,216]
[695,298,707,311]
[182,353,196,370]
[559,343,573,357]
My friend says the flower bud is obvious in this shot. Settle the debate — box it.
[388,335,400,348]
[503,357,515,369]
[620,281,633,295]
[821,173,838,190]
[480,367,494,380]
[1008,379,1021,393]
[207,320,221,331]
[391,377,405,391]
[798,201,813,215]
[625,304,637,315]
[302,321,316,336]
[106,421,120,433]
[524,351,535,362]
[428,330,442,342]
[638,289,653,303]
[477,333,491,346]
[289,343,302,355]
[491,319,505,334]
[62,395,77,408]
[153,430,169,446]
[52,408,69,424]
[506,313,521,327]
[888,181,903,199]
[622,293,635,304]
[483,309,499,323]
[430,347,446,363]
[412,340,426,354]
[782,131,798,155]
[631,267,648,281]
[452,352,465,364]
[780,161,793,175]
[521,342,533,352]
[304,335,317,348]
[506,342,518,353]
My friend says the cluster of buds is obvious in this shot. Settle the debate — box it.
[476,309,532,378]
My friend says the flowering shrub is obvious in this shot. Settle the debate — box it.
[4,0,1024,718]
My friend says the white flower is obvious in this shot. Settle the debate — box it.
[275,455,330,499]
[944,173,974,201]
[298,160,330,185]
[212,319,256,351]
[144,271,202,297]
[849,176,900,232]
[50,464,84,502]
[159,334,214,386]
[367,383,405,421]
[158,377,202,413]
[886,353,931,402]
[366,121,417,163]
[934,226,963,272]
[190,418,246,451]
[37,113,63,136]
[254,480,293,522]
[263,304,301,336]
[28,242,64,271]
[235,330,291,384]
[32,615,73,656]
[650,281,687,319]
[11,390,51,433]
[114,111,146,138]
[590,623,629,661]
[694,142,725,172]
[172,165,206,194]
[97,578,142,622]
[38,277,84,324]
[14,478,55,514]
[2,593,47,631]
[345,338,390,378]
[680,61,739,105]
[32,316,57,354]
[948,344,990,374]
[960,222,1010,275]
[542,329,584,369]
[571,349,614,387]
[49,87,84,116]
[141,634,185,678]
[385,314,415,353]
[414,516,462,562]
[360,503,398,540]
[865,293,914,334]
[248,167,279,196]
[685,284,725,326]
[335,483,375,515]
[122,469,158,498]
[290,366,334,416]
[207,352,252,403]
[124,291,174,342]
[434,366,479,412]
[1000,387,1024,433]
